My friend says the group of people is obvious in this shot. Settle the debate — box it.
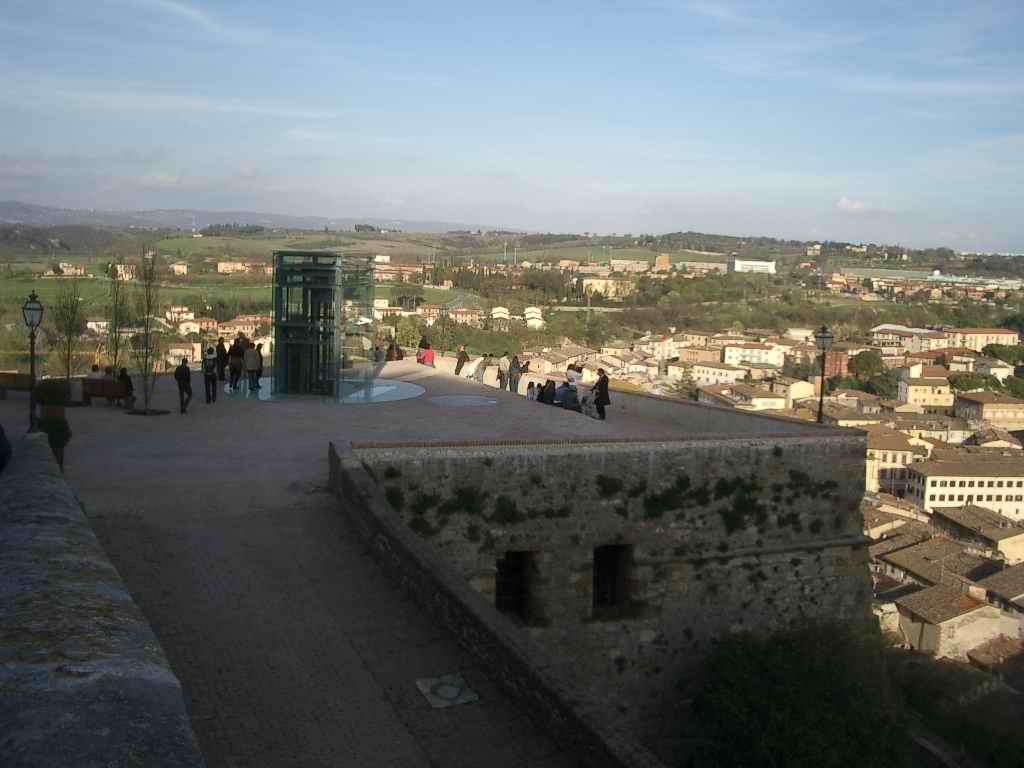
[172,333,263,414]
[86,363,135,408]
[457,347,525,393]
[525,366,610,420]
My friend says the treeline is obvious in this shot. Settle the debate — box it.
[199,223,267,236]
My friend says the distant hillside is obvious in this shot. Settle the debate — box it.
[0,223,145,259]
[0,201,483,234]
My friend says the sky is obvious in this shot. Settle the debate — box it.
[2,0,1023,251]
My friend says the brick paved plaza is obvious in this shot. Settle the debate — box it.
[0,362,687,767]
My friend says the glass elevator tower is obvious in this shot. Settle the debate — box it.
[271,250,375,398]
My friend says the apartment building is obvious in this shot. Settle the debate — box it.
[954,392,1024,429]
[930,505,1024,564]
[906,459,1024,520]
[720,343,785,368]
[729,258,776,274]
[581,277,636,298]
[898,378,954,413]
[609,259,649,273]
[951,328,1019,352]
[864,427,926,494]
[691,362,746,386]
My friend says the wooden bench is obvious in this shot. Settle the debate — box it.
[0,372,32,400]
[82,379,131,406]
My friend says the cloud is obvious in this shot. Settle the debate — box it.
[1,75,336,120]
[835,74,1024,101]
[834,196,870,213]
[117,0,266,44]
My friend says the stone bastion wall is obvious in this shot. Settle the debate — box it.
[341,431,873,742]
[0,434,204,768]
[329,440,667,768]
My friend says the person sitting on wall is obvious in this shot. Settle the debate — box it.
[87,364,104,380]
[537,379,556,405]
[416,343,435,367]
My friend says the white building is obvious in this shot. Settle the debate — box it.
[374,254,391,265]
[166,306,195,322]
[721,343,785,368]
[170,262,189,276]
[906,459,1024,520]
[691,362,746,387]
[524,306,545,329]
[730,258,777,275]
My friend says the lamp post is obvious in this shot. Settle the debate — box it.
[22,290,44,431]
[814,324,833,424]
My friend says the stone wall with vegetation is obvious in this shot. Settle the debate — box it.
[0,434,205,768]
[329,441,666,768]
[350,433,872,734]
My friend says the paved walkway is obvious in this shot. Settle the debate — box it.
[0,366,600,767]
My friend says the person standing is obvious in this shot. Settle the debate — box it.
[227,337,243,391]
[255,343,264,386]
[422,344,435,367]
[243,341,261,392]
[498,351,510,390]
[174,357,193,414]
[508,354,522,394]
[594,368,611,421]
[215,337,228,382]
[202,347,218,403]
[118,368,135,410]
[454,345,470,376]
[474,353,490,384]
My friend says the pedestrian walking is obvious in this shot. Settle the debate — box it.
[202,347,218,403]
[594,368,611,421]
[454,345,470,376]
[117,367,135,410]
[243,341,261,392]
[216,337,228,382]
[508,354,522,394]
[174,357,193,414]
[256,343,264,385]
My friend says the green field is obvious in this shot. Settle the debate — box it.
[153,232,442,263]
[514,245,658,263]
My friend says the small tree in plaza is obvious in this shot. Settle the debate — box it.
[49,279,88,388]
[129,251,164,413]
[107,259,131,371]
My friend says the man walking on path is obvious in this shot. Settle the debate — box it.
[454,345,470,376]
[256,343,265,382]
[594,368,611,421]
[244,342,261,392]
[215,337,228,382]
[498,352,511,390]
[202,347,218,404]
[174,357,193,414]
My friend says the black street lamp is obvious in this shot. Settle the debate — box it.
[814,325,833,424]
[22,290,44,431]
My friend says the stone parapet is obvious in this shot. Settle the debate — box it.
[329,440,667,768]
[0,434,205,768]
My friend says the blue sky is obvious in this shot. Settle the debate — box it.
[2,0,1022,250]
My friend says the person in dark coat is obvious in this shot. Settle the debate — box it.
[594,368,611,421]
[202,347,218,404]
[418,335,429,350]
[215,337,228,381]
[454,345,470,376]
[174,357,193,414]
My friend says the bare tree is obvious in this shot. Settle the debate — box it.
[130,251,163,412]
[50,279,87,389]
[107,259,130,371]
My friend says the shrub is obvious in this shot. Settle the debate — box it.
[686,620,910,768]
